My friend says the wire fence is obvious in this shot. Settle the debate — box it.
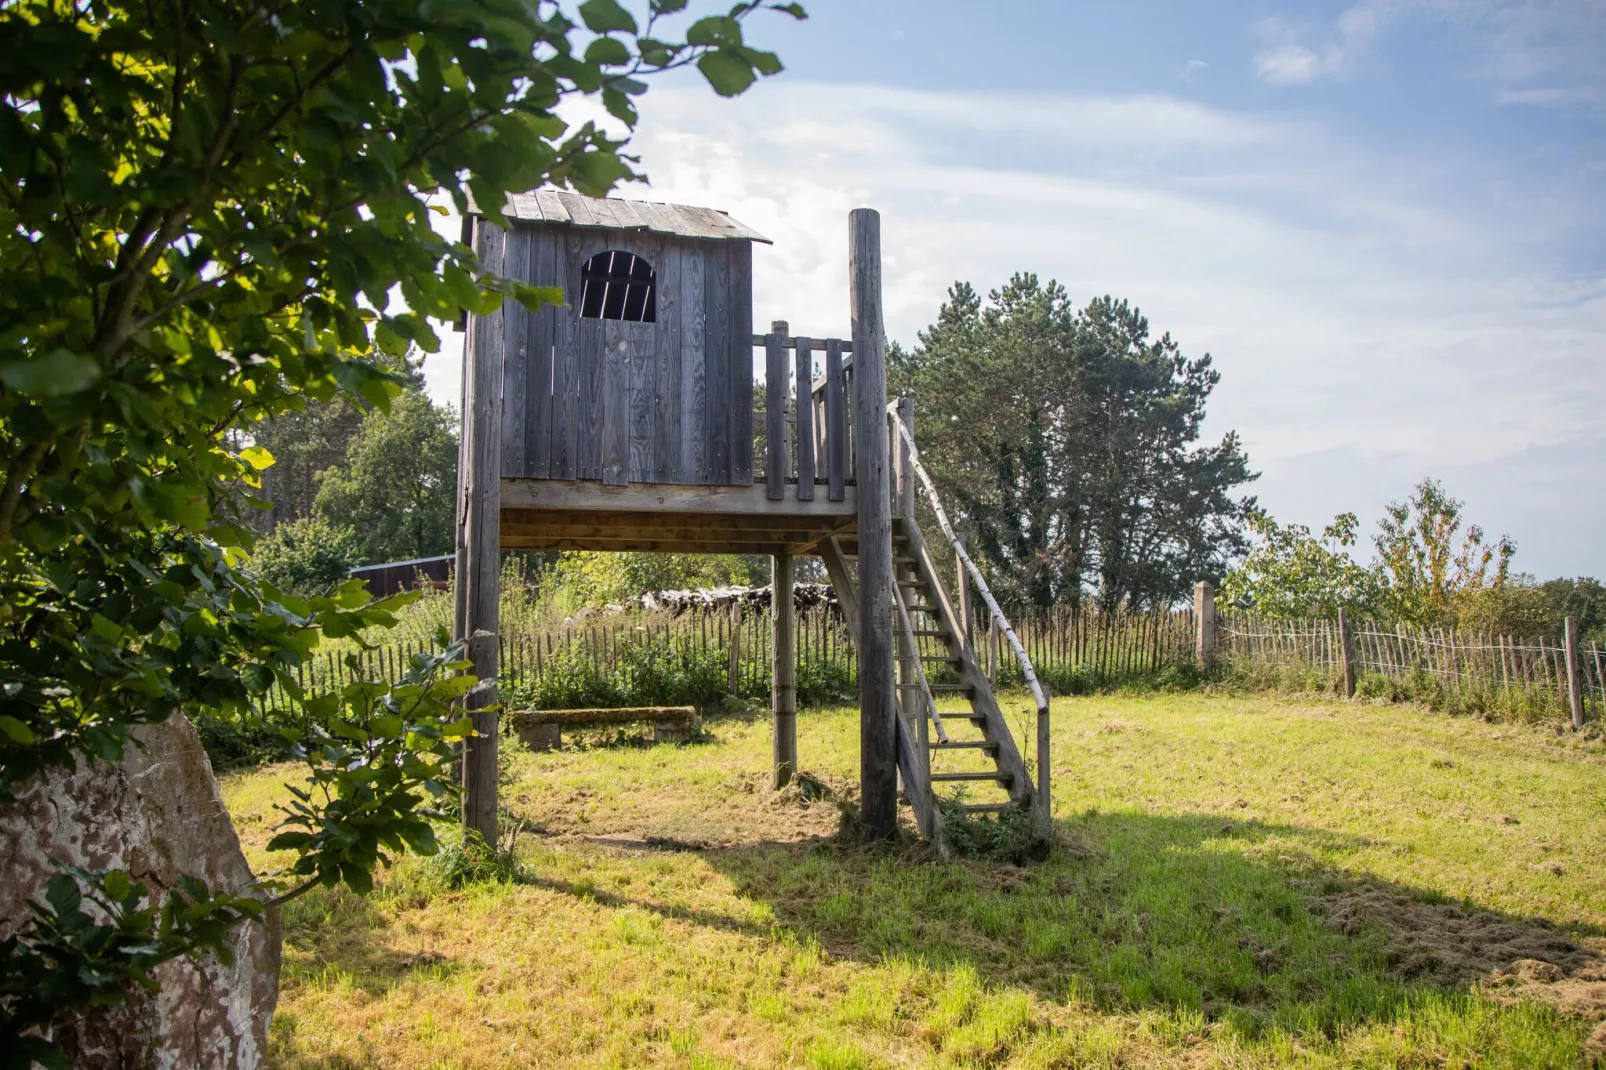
[1218,612,1605,722]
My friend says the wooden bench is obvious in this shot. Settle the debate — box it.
[508,707,697,752]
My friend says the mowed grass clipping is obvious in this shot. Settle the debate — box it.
[220,693,1606,1068]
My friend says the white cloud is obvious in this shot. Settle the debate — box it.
[425,80,1606,575]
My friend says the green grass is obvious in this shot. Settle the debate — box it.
[223,692,1606,1068]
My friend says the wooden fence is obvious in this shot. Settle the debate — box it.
[1218,613,1605,722]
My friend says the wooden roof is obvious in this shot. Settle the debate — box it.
[471,189,771,244]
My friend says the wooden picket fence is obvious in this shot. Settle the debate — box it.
[1218,612,1605,722]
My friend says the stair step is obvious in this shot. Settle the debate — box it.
[895,655,961,663]
[909,630,951,637]
[955,803,1016,815]
[931,740,999,752]
[898,683,973,693]
[930,772,1012,783]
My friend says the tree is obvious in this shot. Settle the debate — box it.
[892,277,1256,613]
[551,551,765,606]
[315,390,458,565]
[0,0,801,1054]
[1219,510,1380,619]
[1373,479,1514,628]
[251,516,366,597]
[250,398,366,535]
[1458,574,1605,641]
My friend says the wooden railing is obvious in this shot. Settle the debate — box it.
[753,325,854,503]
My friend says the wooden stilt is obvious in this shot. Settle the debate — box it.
[457,218,505,846]
[850,208,898,841]
[773,553,797,788]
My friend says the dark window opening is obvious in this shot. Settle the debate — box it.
[580,250,656,323]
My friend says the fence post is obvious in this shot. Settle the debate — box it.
[728,601,742,695]
[1338,606,1356,699]
[1194,581,1217,669]
[1565,616,1584,729]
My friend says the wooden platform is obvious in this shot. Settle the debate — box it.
[499,479,857,555]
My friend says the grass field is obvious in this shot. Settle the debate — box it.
[221,692,1606,1068]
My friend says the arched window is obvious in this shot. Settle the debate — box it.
[580,250,656,322]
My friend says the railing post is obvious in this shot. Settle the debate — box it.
[765,321,788,501]
[795,337,815,501]
[728,600,742,695]
[1194,581,1217,669]
[850,207,899,841]
[1338,606,1356,699]
[1565,616,1584,729]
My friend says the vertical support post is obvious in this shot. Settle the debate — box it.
[1565,616,1584,729]
[728,601,742,695]
[1036,693,1051,835]
[773,554,797,787]
[456,219,505,846]
[1194,581,1217,669]
[765,321,789,501]
[1338,606,1357,698]
[850,207,898,841]
[795,337,815,501]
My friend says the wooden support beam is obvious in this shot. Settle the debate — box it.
[500,478,856,518]
[820,536,861,639]
[457,219,505,846]
[851,207,898,841]
[773,553,797,788]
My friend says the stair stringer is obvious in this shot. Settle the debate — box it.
[901,519,1033,809]
[819,534,943,845]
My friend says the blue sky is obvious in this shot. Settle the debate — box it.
[425,1,1606,578]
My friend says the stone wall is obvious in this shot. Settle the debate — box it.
[0,713,280,1068]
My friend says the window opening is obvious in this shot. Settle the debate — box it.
[580,250,656,323]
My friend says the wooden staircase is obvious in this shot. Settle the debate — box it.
[822,516,1033,841]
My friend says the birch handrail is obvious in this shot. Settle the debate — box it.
[886,407,1050,717]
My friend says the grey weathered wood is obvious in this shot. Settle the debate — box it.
[850,207,897,841]
[499,227,530,478]
[550,230,584,480]
[457,218,505,845]
[525,227,558,479]
[727,601,741,693]
[895,397,914,519]
[765,321,788,501]
[509,707,694,727]
[579,316,605,481]
[654,243,682,482]
[957,554,973,655]
[1195,581,1217,668]
[500,478,857,516]
[819,535,860,639]
[729,240,754,486]
[1565,616,1584,729]
[795,337,815,501]
[705,242,731,484]
[752,334,853,353]
[893,397,918,737]
[1338,606,1357,698]
[628,320,656,483]
[680,246,707,483]
[772,553,797,788]
[601,320,629,486]
[825,338,847,502]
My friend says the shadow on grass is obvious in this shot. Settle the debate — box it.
[698,808,1605,1046]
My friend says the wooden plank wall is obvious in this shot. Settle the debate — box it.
[493,224,754,486]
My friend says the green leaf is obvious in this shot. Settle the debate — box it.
[0,714,37,745]
[697,49,758,97]
[585,37,631,67]
[239,446,276,471]
[0,348,102,397]
[578,0,637,34]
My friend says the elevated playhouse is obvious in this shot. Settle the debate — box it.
[454,192,1049,847]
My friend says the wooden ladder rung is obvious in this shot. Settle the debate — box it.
[931,771,1012,783]
[955,803,1015,814]
[898,683,972,694]
[909,629,950,637]
[931,740,998,752]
